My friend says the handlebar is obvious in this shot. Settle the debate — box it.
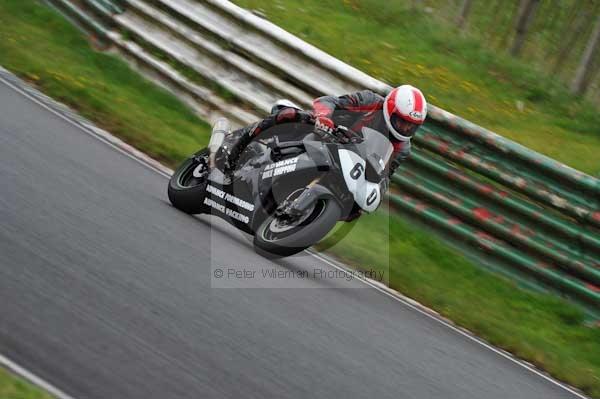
[314,124,364,144]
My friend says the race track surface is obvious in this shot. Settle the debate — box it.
[0,76,582,398]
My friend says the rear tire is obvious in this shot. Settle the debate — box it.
[168,149,210,214]
[253,197,341,257]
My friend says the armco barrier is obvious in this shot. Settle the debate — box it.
[46,0,600,312]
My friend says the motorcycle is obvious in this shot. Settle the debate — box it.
[168,118,394,257]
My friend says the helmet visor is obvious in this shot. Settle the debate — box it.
[390,114,420,138]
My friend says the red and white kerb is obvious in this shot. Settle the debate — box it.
[383,85,427,141]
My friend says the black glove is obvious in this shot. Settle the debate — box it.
[315,117,362,144]
[314,116,336,139]
[379,176,390,196]
[334,125,363,144]
[389,158,401,177]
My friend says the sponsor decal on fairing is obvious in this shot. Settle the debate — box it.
[261,156,299,179]
[203,197,250,224]
[206,184,255,212]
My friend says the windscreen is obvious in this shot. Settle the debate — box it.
[357,127,394,166]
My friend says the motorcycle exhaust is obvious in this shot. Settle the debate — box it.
[208,117,231,168]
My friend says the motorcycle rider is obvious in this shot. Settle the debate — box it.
[215,85,428,202]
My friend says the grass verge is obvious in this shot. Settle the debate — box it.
[1,0,599,397]
[0,367,53,399]
[234,0,600,176]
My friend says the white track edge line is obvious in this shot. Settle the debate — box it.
[0,354,76,399]
[0,71,590,399]
[0,73,173,179]
[307,249,590,399]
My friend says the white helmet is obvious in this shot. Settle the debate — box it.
[271,99,301,114]
[383,85,427,141]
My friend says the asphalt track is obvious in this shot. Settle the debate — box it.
[0,75,586,399]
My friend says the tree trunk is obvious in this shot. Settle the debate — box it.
[510,0,541,57]
[544,0,580,61]
[456,0,474,30]
[498,1,521,49]
[539,0,563,60]
[541,0,561,33]
[486,0,505,39]
[584,57,600,101]
[594,73,600,104]
[571,14,600,96]
[551,4,590,75]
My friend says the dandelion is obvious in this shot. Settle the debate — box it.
[460,80,477,93]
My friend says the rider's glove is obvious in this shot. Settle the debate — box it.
[334,125,363,144]
[315,116,336,137]
[379,176,390,196]
[389,158,401,177]
[315,117,361,144]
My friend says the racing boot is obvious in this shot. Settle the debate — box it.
[213,123,256,179]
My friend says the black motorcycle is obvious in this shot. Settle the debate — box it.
[168,118,393,257]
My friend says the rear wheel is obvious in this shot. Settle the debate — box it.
[168,149,210,214]
[254,190,341,257]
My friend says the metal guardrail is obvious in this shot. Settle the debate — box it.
[47,0,600,311]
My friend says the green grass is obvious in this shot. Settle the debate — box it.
[234,0,600,176]
[0,367,53,399]
[0,0,211,168]
[0,0,599,397]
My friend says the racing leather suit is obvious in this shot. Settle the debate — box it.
[224,90,412,182]
[219,90,414,220]
[312,90,412,176]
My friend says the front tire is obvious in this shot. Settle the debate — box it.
[253,197,341,257]
[168,149,210,214]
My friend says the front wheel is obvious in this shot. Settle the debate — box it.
[168,149,210,214]
[253,195,341,257]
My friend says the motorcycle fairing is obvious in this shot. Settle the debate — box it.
[337,148,381,213]
[204,142,337,234]
[202,178,257,234]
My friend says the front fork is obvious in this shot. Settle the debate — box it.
[275,176,325,221]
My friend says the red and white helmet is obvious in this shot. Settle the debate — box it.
[383,85,427,141]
